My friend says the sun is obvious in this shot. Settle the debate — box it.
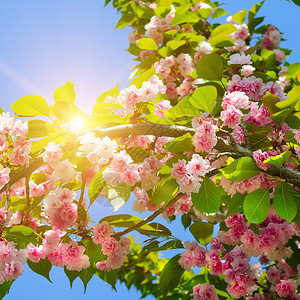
[69,119,84,132]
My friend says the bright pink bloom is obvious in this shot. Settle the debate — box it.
[93,221,114,245]
[275,279,297,298]
[61,241,90,271]
[221,105,243,129]
[193,284,219,300]
[192,121,217,153]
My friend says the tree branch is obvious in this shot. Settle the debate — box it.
[112,193,184,238]
[1,122,299,197]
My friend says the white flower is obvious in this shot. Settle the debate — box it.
[228,52,252,65]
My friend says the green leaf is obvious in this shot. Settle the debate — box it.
[172,12,200,24]
[243,189,270,223]
[271,109,291,125]
[261,92,280,114]
[64,267,80,288]
[3,225,36,245]
[27,120,57,139]
[248,1,265,21]
[105,183,131,211]
[137,222,172,236]
[53,80,76,104]
[285,238,300,269]
[189,86,217,113]
[136,37,158,51]
[115,13,136,29]
[165,133,193,154]
[159,254,185,297]
[0,280,14,299]
[292,0,300,6]
[79,266,94,293]
[198,8,211,19]
[273,183,298,222]
[152,177,178,206]
[154,0,171,17]
[130,66,155,89]
[209,35,235,47]
[212,7,228,19]
[158,40,186,57]
[27,258,52,283]
[226,193,245,217]
[189,221,214,246]
[51,101,88,122]
[232,9,247,24]
[96,84,119,103]
[264,151,291,166]
[286,62,300,77]
[85,239,105,264]
[245,39,264,55]
[181,214,191,229]
[248,16,264,33]
[100,214,154,231]
[11,95,49,117]
[196,53,223,82]
[88,167,106,207]
[192,177,221,214]
[286,114,300,129]
[141,239,183,255]
[165,97,199,119]
[221,157,260,182]
[276,86,300,110]
[127,146,150,163]
[210,24,237,37]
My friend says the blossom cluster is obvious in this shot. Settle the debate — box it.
[0,241,27,284]
[93,221,130,271]
[27,229,90,271]
[180,210,300,298]
[0,113,30,186]
[171,154,210,194]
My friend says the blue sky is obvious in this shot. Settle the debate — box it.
[1,0,299,299]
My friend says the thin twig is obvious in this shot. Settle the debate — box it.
[112,193,184,238]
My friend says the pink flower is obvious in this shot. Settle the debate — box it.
[227,75,266,101]
[232,126,245,144]
[171,159,188,179]
[178,174,201,194]
[26,243,46,263]
[93,221,114,244]
[261,26,281,50]
[61,241,90,271]
[53,160,76,182]
[273,49,285,62]
[165,82,177,99]
[193,284,219,300]
[222,91,250,110]
[221,105,243,129]
[241,65,255,77]
[194,41,213,63]
[0,166,10,190]
[119,85,141,110]
[43,188,77,231]
[121,168,140,186]
[43,142,62,167]
[154,99,172,119]
[275,279,297,298]
[192,121,217,153]
[186,154,210,178]
[293,129,300,144]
